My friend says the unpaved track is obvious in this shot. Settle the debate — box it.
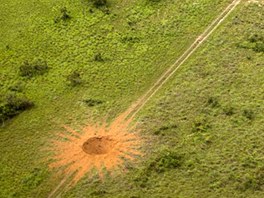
[126,0,241,120]
[48,0,241,197]
[48,175,71,198]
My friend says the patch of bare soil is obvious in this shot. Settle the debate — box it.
[82,136,115,155]
[49,111,142,184]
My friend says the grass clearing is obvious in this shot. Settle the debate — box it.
[1,0,263,197]
[134,2,264,197]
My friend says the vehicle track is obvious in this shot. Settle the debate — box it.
[48,0,241,197]
[48,175,70,198]
[126,0,241,120]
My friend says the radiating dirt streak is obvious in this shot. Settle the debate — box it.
[49,110,142,185]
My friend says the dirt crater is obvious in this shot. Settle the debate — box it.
[82,136,115,155]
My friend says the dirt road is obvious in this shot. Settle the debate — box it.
[126,0,241,120]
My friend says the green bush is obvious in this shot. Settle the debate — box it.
[148,150,184,173]
[133,150,184,188]
[147,0,161,3]
[19,60,49,78]
[8,83,24,92]
[153,124,178,135]
[243,109,255,120]
[238,34,264,53]
[192,116,211,133]
[60,7,71,21]
[94,53,104,62]
[121,35,140,43]
[83,99,103,107]
[54,7,71,23]
[21,168,48,192]
[67,71,82,86]
[253,42,264,53]
[207,97,220,108]
[223,106,235,116]
[0,94,34,123]
[133,167,149,184]
[91,0,107,8]
[249,34,263,43]
[90,189,107,196]
[239,167,264,191]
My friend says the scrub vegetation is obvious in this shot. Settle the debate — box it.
[0,0,263,197]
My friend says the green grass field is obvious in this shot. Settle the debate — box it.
[0,0,263,197]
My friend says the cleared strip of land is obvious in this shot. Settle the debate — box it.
[126,0,241,119]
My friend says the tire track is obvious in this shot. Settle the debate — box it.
[126,0,241,120]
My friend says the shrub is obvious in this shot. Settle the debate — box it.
[147,150,184,173]
[245,34,263,53]
[249,34,263,43]
[94,53,104,62]
[90,189,107,196]
[83,99,103,107]
[67,71,82,86]
[102,7,110,15]
[237,34,264,53]
[0,94,34,123]
[239,167,264,191]
[8,83,24,92]
[223,106,235,116]
[60,7,71,21]
[243,109,255,120]
[134,173,149,188]
[147,0,161,3]
[19,60,49,78]
[54,7,71,23]
[253,42,264,53]
[122,36,140,43]
[192,116,211,133]
[207,97,220,108]
[153,124,178,135]
[21,168,47,190]
[133,150,184,187]
[91,0,107,8]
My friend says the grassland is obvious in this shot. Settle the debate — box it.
[0,0,263,197]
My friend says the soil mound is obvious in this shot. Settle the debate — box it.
[82,136,115,155]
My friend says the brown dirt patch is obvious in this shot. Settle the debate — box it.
[82,136,115,155]
[49,111,142,184]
